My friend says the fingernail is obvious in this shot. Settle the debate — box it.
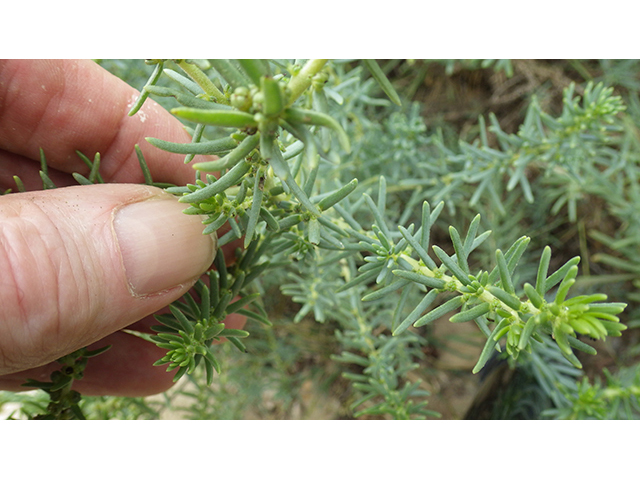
[113,194,216,295]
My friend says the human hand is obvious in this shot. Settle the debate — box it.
[0,59,243,396]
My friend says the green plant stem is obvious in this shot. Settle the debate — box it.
[177,60,228,105]
[286,60,328,106]
[345,292,412,419]
[399,255,532,323]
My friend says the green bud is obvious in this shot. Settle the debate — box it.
[252,91,264,110]
[312,71,329,91]
[230,86,252,111]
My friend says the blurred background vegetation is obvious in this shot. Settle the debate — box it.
[2,59,640,420]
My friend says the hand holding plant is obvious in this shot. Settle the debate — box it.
[0,59,243,397]
[0,59,634,420]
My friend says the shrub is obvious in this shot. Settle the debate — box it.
[2,59,639,420]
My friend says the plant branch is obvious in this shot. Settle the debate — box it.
[286,59,328,106]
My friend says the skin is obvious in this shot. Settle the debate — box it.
[0,59,244,396]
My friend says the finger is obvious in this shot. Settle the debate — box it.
[0,331,175,397]
[0,59,204,186]
[0,183,216,375]
[76,311,247,396]
[0,149,79,192]
[0,312,247,397]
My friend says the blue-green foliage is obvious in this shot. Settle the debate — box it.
[6,60,636,420]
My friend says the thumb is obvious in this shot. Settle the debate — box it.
[0,183,216,375]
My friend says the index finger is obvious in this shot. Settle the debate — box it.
[0,59,203,187]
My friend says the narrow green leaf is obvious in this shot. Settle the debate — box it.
[495,249,515,294]
[449,226,469,273]
[517,314,539,351]
[337,269,380,293]
[283,107,351,153]
[22,379,54,389]
[204,324,225,339]
[303,164,319,197]
[183,123,206,164]
[505,236,530,273]
[200,284,211,320]
[308,218,321,245]
[205,349,222,374]
[420,201,432,253]
[129,62,163,116]
[487,236,530,285]
[237,59,270,85]
[282,122,319,170]
[362,59,402,106]
[259,207,279,231]
[587,302,627,315]
[172,108,258,129]
[245,174,264,248]
[262,134,321,216]
[316,215,348,238]
[180,160,251,203]
[49,375,74,392]
[536,246,552,295]
[563,294,608,306]
[175,60,228,104]
[364,193,392,241]
[88,152,101,183]
[414,295,465,327]
[39,170,56,190]
[545,256,580,293]
[228,337,247,353]
[145,85,230,110]
[83,344,113,358]
[226,293,260,315]
[555,332,582,368]
[399,225,437,270]
[154,314,184,333]
[554,265,579,304]
[193,134,259,172]
[163,68,202,95]
[463,214,481,255]
[392,269,447,289]
[228,217,241,238]
[39,148,48,175]
[221,329,250,338]
[450,303,490,323]
[261,76,284,117]
[473,318,509,374]
[147,136,237,156]
[72,173,93,185]
[169,305,194,335]
[202,215,228,235]
[134,145,153,185]
[13,176,26,192]
[204,355,214,385]
[487,285,522,311]
[362,279,410,302]
[377,176,387,214]
[210,59,249,89]
[172,365,189,382]
[317,179,358,211]
[432,246,471,286]
[523,282,544,309]
[393,289,439,335]
[598,320,627,336]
